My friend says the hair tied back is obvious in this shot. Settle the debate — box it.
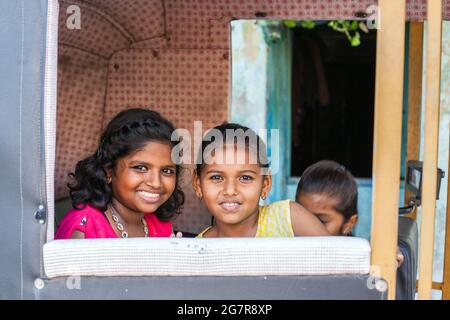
[143,118,159,128]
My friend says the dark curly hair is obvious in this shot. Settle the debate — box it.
[68,108,184,221]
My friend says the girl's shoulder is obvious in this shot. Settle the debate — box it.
[259,199,291,214]
[143,213,173,237]
[60,204,107,223]
[55,204,115,239]
[257,200,294,237]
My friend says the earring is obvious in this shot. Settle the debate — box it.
[261,195,266,200]
[107,176,112,184]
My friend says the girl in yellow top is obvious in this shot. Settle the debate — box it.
[193,123,330,238]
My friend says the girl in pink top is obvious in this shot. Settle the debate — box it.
[56,108,184,239]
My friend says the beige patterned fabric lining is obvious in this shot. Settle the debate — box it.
[56,46,108,200]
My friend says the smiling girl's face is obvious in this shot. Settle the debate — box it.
[193,144,272,230]
[109,141,177,216]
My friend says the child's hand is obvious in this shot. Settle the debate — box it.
[170,231,183,238]
[397,246,404,268]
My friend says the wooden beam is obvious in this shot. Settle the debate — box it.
[371,0,406,300]
[416,280,443,291]
[404,22,424,220]
[443,134,450,300]
[417,0,443,300]
[433,282,443,291]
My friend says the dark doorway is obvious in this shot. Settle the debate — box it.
[291,23,376,178]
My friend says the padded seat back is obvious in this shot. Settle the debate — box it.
[396,216,419,300]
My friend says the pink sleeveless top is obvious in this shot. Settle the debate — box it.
[55,204,173,239]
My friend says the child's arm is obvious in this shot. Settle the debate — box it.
[289,201,331,236]
[70,230,85,239]
[397,246,404,267]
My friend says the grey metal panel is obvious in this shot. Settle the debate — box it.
[38,275,387,300]
[0,0,48,299]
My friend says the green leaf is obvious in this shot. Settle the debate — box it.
[351,32,361,47]
[300,20,316,29]
[283,20,297,28]
[349,21,359,31]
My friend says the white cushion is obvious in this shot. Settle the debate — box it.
[43,237,371,278]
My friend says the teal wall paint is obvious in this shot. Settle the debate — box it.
[401,23,410,185]
[264,23,293,204]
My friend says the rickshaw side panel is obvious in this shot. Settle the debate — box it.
[39,275,387,300]
[0,0,49,299]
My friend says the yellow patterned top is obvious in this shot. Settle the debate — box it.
[197,200,294,238]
